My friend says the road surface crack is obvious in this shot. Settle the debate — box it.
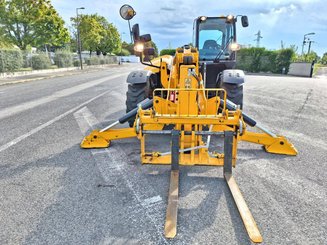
[296,88,312,115]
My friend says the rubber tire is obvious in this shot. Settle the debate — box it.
[221,83,243,109]
[126,83,147,127]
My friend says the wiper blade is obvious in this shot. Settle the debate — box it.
[213,36,233,63]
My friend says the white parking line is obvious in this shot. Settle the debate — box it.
[142,195,163,207]
[0,72,128,120]
[0,91,110,153]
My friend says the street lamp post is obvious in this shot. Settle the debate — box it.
[301,32,315,56]
[119,32,126,65]
[76,7,85,70]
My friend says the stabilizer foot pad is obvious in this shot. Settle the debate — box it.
[264,136,297,156]
[80,130,110,148]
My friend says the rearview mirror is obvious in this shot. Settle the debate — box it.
[140,34,151,43]
[119,4,136,20]
[132,24,140,42]
[241,16,249,27]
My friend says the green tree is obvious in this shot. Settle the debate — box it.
[321,52,327,65]
[305,51,319,63]
[71,14,120,56]
[0,27,13,48]
[71,14,104,55]
[0,0,70,50]
[117,48,130,56]
[122,41,134,54]
[97,17,120,55]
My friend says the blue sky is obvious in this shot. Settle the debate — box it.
[52,0,327,56]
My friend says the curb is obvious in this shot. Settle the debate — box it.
[0,73,77,86]
[0,67,78,78]
[0,63,121,78]
[0,64,124,86]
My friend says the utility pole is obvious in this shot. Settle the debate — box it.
[254,30,263,47]
[301,32,315,56]
[76,7,85,70]
[307,40,314,55]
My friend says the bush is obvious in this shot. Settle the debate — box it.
[321,52,327,65]
[54,50,74,68]
[31,54,52,70]
[22,51,32,68]
[0,49,23,72]
[117,48,131,56]
[73,60,80,67]
[85,57,100,66]
[275,48,295,73]
[236,47,294,73]
[160,49,176,56]
[85,56,118,65]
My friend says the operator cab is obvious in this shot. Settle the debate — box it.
[193,15,248,92]
[193,15,248,63]
[195,16,235,61]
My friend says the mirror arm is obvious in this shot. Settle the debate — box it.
[139,53,160,68]
[128,20,133,43]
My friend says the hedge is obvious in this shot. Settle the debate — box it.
[160,49,176,56]
[85,56,118,65]
[31,54,52,70]
[54,50,74,68]
[236,47,295,73]
[0,49,23,72]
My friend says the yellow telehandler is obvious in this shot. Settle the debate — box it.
[81,5,297,243]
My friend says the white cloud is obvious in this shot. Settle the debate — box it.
[52,0,327,55]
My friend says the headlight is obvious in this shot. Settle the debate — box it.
[226,15,234,22]
[134,43,144,53]
[230,42,240,51]
[200,16,207,22]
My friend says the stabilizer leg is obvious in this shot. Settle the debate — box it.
[240,131,297,156]
[224,131,263,243]
[80,128,137,148]
[222,98,297,156]
[164,130,180,238]
[80,99,153,149]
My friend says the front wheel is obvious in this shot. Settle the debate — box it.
[125,83,148,127]
[221,83,243,109]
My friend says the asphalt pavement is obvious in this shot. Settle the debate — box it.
[0,63,326,245]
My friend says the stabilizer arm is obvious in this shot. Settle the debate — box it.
[240,131,297,155]
[222,99,297,156]
[80,99,153,149]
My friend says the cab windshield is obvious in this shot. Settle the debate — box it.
[198,18,234,61]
